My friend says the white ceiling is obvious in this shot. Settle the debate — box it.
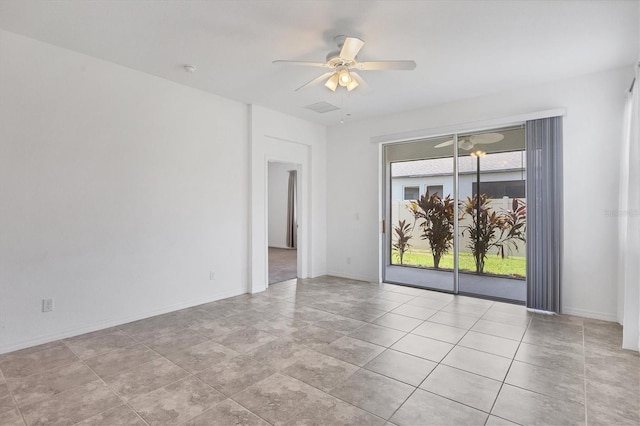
[1,0,638,126]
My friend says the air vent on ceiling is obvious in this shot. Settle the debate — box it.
[305,101,340,113]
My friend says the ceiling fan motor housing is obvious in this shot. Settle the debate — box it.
[326,52,355,68]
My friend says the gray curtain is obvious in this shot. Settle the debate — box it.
[286,170,297,249]
[526,117,563,313]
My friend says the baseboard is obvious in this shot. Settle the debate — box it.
[309,270,327,279]
[562,306,619,322]
[326,270,377,283]
[0,287,246,355]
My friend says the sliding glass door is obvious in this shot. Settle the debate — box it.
[383,126,527,303]
[456,127,526,301]
[384,135,456,292]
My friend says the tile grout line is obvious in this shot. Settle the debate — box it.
[63,322,241,425]
[255,295,449,423]
[384,296,490,423]
[419,301,529,424]
[3,280,606,426]
[4,306,495,426]
[483,311,534,425]
[273,367,388,423]
[221,371,280,426]
[1,358,81,382]
[474,313,589,419]
[61,340,151,426]
[267,291,583,423]
[114,320,281,422]
[1,347,85,426]
[4,376,28,426]
[126,325,307,426]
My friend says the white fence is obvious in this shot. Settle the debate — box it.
[391,198,526,257]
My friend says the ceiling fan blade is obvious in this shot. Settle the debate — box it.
[356,60,417,71]
[470,132,504,144]
[340,37,365,60]
[434,139,454,148]
[273,60,328,67]
[295,71,336,91]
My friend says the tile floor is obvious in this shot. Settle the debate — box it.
[1,276,638,426]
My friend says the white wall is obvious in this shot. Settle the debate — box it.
[327,66,633,321]
[249,106,327,293]
[0,30,252,353]
[268,162,297,248]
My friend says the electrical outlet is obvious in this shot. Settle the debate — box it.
[347,257,351,265]
[42,298,53,312]
[210,271,216,280]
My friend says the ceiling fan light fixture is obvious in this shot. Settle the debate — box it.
[460,139,474,150]
[346,78,359,91]
[337,66,352,86]
[324,73,339,91]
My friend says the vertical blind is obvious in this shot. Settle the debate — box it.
[526,117,563,313]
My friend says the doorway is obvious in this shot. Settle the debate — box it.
[267,161,299,285]
[383,126,527,303]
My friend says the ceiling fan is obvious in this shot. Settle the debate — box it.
[435,133,505,151]
[273,36,417,92]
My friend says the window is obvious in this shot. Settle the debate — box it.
[426,185,444,198]
[472,180,525,199]
[403,186,420,200]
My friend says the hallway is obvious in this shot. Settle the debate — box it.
[268,247,297,285]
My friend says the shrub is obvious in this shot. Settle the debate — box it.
[392,219,413,265]
[409,191,455,269]
[460,196,526,273]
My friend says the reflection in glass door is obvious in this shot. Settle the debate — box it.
[383,126,527,303]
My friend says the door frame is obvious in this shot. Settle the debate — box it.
[250,135,311,294]
[266,160,302,285]
[377,108,566,290]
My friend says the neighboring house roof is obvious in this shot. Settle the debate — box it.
[391,151,526,177]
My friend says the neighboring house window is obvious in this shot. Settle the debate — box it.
[472,180,525,198]
[426,185,444,197]
[403,186,420,200]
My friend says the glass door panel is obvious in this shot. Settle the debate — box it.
[456,127,527,302]
[384,135,456,292]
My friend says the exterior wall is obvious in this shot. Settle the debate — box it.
[391,170,525,202]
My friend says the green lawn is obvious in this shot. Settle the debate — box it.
[393,249,525,279]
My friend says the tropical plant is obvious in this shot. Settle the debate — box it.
[392,219,413,265]
[460,194,501,273]
[460,195,527,273]
[497,198,527,259]
[409,191,455,269]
